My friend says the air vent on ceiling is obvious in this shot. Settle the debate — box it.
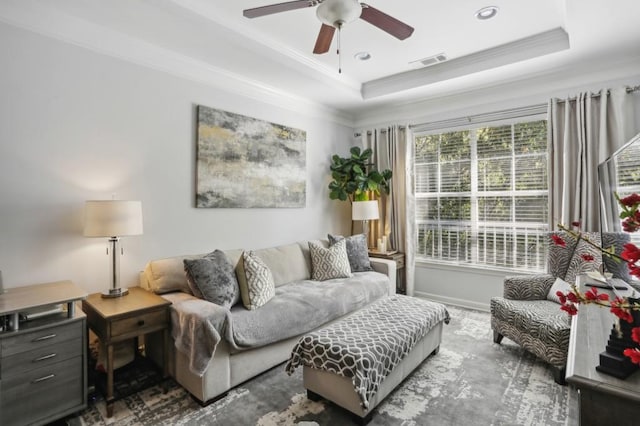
[410,53,448,68]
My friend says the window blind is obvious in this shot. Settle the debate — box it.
[414,114,549,272]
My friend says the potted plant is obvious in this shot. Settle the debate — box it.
[328,146,392,202]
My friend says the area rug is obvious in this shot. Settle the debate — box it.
[68,305,577,425]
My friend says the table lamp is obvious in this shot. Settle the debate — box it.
[352,200,379,248]
[84,200,143,298]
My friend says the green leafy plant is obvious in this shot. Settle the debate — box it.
[328,147,392,202]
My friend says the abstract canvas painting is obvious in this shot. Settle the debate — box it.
[196,105,306,208]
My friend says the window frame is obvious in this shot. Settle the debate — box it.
[413,111,549,273]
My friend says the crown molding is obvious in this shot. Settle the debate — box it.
[353,53,640,128]
[361,27,570,100]
[0,1,356,126]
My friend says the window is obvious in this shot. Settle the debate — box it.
[613,135,640,248]
[414,115,549,272]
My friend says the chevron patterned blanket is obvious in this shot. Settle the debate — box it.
[285,295,449,408]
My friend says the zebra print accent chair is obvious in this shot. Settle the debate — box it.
[490,232,630,385]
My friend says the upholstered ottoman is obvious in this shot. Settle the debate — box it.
[286,295,449,424]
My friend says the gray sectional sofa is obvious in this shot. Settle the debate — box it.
[140,240,397,404]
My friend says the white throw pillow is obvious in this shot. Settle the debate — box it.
[239,251,275,310]
[309,239,352,281]
[547,277,573,304]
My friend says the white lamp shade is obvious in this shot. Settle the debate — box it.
[83,200,143,237]
[352,200,379,221]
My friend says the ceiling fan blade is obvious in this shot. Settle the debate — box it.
[360,3,414,40]
[243,1,314,19]
[313,24,336,54]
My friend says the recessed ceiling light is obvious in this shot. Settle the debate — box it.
[354,51,371,61]
[475,6,499,20]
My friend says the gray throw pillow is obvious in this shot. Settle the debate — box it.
[328,234,373,272]
[183,250,240,309]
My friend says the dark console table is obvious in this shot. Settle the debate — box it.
[566,275,640,426]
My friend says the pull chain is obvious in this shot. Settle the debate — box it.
[337,23,342,74]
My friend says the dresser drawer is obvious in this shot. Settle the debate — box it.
[1,356,83,426]
[1,336,82,377]
[110,309,167,338]
[1,320,82,357]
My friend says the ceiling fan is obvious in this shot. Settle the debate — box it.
[243,0,414,55]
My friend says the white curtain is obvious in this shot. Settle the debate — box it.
[362,126,416,296]
[549,87,636,231]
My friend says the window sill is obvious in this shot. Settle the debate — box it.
[415,259,543,277]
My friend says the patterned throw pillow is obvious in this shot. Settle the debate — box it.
[309,239,352,281]
[239,251,275,310]
[183,250,240,309]
[546,277,572,304]
[328,234,373,272]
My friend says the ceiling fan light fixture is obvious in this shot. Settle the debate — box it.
[316,0,362,27]
[475,6,499,20]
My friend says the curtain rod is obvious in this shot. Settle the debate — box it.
[354,85,639,137]
[354,125,406,138]
[554,84,640,104]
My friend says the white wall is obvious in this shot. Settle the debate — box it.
[0,23,353,294]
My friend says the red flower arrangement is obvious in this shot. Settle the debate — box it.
[554,193,640,365]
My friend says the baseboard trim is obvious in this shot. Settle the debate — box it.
[413,291,490,312]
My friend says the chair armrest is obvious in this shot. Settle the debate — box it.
[503,274,555,300]
[369,258,397,295]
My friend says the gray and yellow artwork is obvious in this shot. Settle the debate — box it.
[196,105,306,208]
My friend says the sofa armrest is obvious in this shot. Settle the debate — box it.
[369,258,397,296]
[503,274,555,300]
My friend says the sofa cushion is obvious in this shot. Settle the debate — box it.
[183,250,240,309]
[309,240,352,281]
[144,254,206,294]
[228,271,389,349]
[491,297,571,369]
[328,234,373,272]
[239,251,276,310]
[251,243,311,287]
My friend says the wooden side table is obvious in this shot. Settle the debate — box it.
[368,251,406,294]
[81,287,171,417]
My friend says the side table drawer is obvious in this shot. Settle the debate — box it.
[110,309,167,338]
[395,256,405,269]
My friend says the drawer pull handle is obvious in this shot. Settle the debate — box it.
[34,353,57,362]
[137,319,145,326]
[33,334,56,342]
[32,374,55,384]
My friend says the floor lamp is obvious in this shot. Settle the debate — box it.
[84,200,143,298]
[352,200,379,248]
